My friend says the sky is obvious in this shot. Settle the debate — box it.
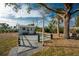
[0,3,42,26]
[0,3,79,27]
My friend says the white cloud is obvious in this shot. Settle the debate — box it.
[15,9,42,18]
[0,3,42,18]
[0,3,16,17]
[0,18,17,26]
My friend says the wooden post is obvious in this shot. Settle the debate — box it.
[51,33,53,39]
[18,37,20,46]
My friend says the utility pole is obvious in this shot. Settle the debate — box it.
[39,11,44,45]
[39,9,45,46]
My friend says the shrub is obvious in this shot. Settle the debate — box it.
[76,29,79,33]
[59,27,64,33]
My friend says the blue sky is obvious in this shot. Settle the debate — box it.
[0,3,79,27]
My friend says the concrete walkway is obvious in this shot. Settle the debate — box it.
[8,43,42,56]
[8,47,18,56]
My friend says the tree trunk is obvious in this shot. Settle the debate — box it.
[63,14,70,39]
[57,19,60,37]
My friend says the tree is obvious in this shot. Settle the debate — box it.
[5,3,31,13]
[47,16,62,37]
[39,3,79,39]
[47,17,57,33]
[0,23,10,33]
[54,15,63,37]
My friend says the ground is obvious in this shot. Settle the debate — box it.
[0,33,79,56]
[0,33,18,56]
[33,34,79,56]
[33,40,79,56]
[33,46,79,56]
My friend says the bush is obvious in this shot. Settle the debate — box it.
[35,26,42,32]
[44,27,51,33]
[76,29,79,33]
[44,26,63,33]
[59,27,64,33]
[0,29,18,33]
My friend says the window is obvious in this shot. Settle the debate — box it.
[27,28,29,31]
[31,28,32,31]
[22,27,25,30]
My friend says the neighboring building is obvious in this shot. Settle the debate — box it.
[18,24,36,35]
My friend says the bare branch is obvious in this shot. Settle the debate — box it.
[64,3,73,12]
[71,9,79,15]
[39,3,65,14]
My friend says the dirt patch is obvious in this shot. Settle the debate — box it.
[43,39,79,47]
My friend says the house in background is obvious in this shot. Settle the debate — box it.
[18,24,36,35]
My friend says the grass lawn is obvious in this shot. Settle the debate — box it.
[0,33,18,56]
[33,47,79,56]
[33,39,79,56]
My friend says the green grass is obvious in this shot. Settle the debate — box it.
[0,33,17,56]
[33,47,79,56]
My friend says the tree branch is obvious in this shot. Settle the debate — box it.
[39,3,65,14]
[64,3,73,13]
[71,9,79,15]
